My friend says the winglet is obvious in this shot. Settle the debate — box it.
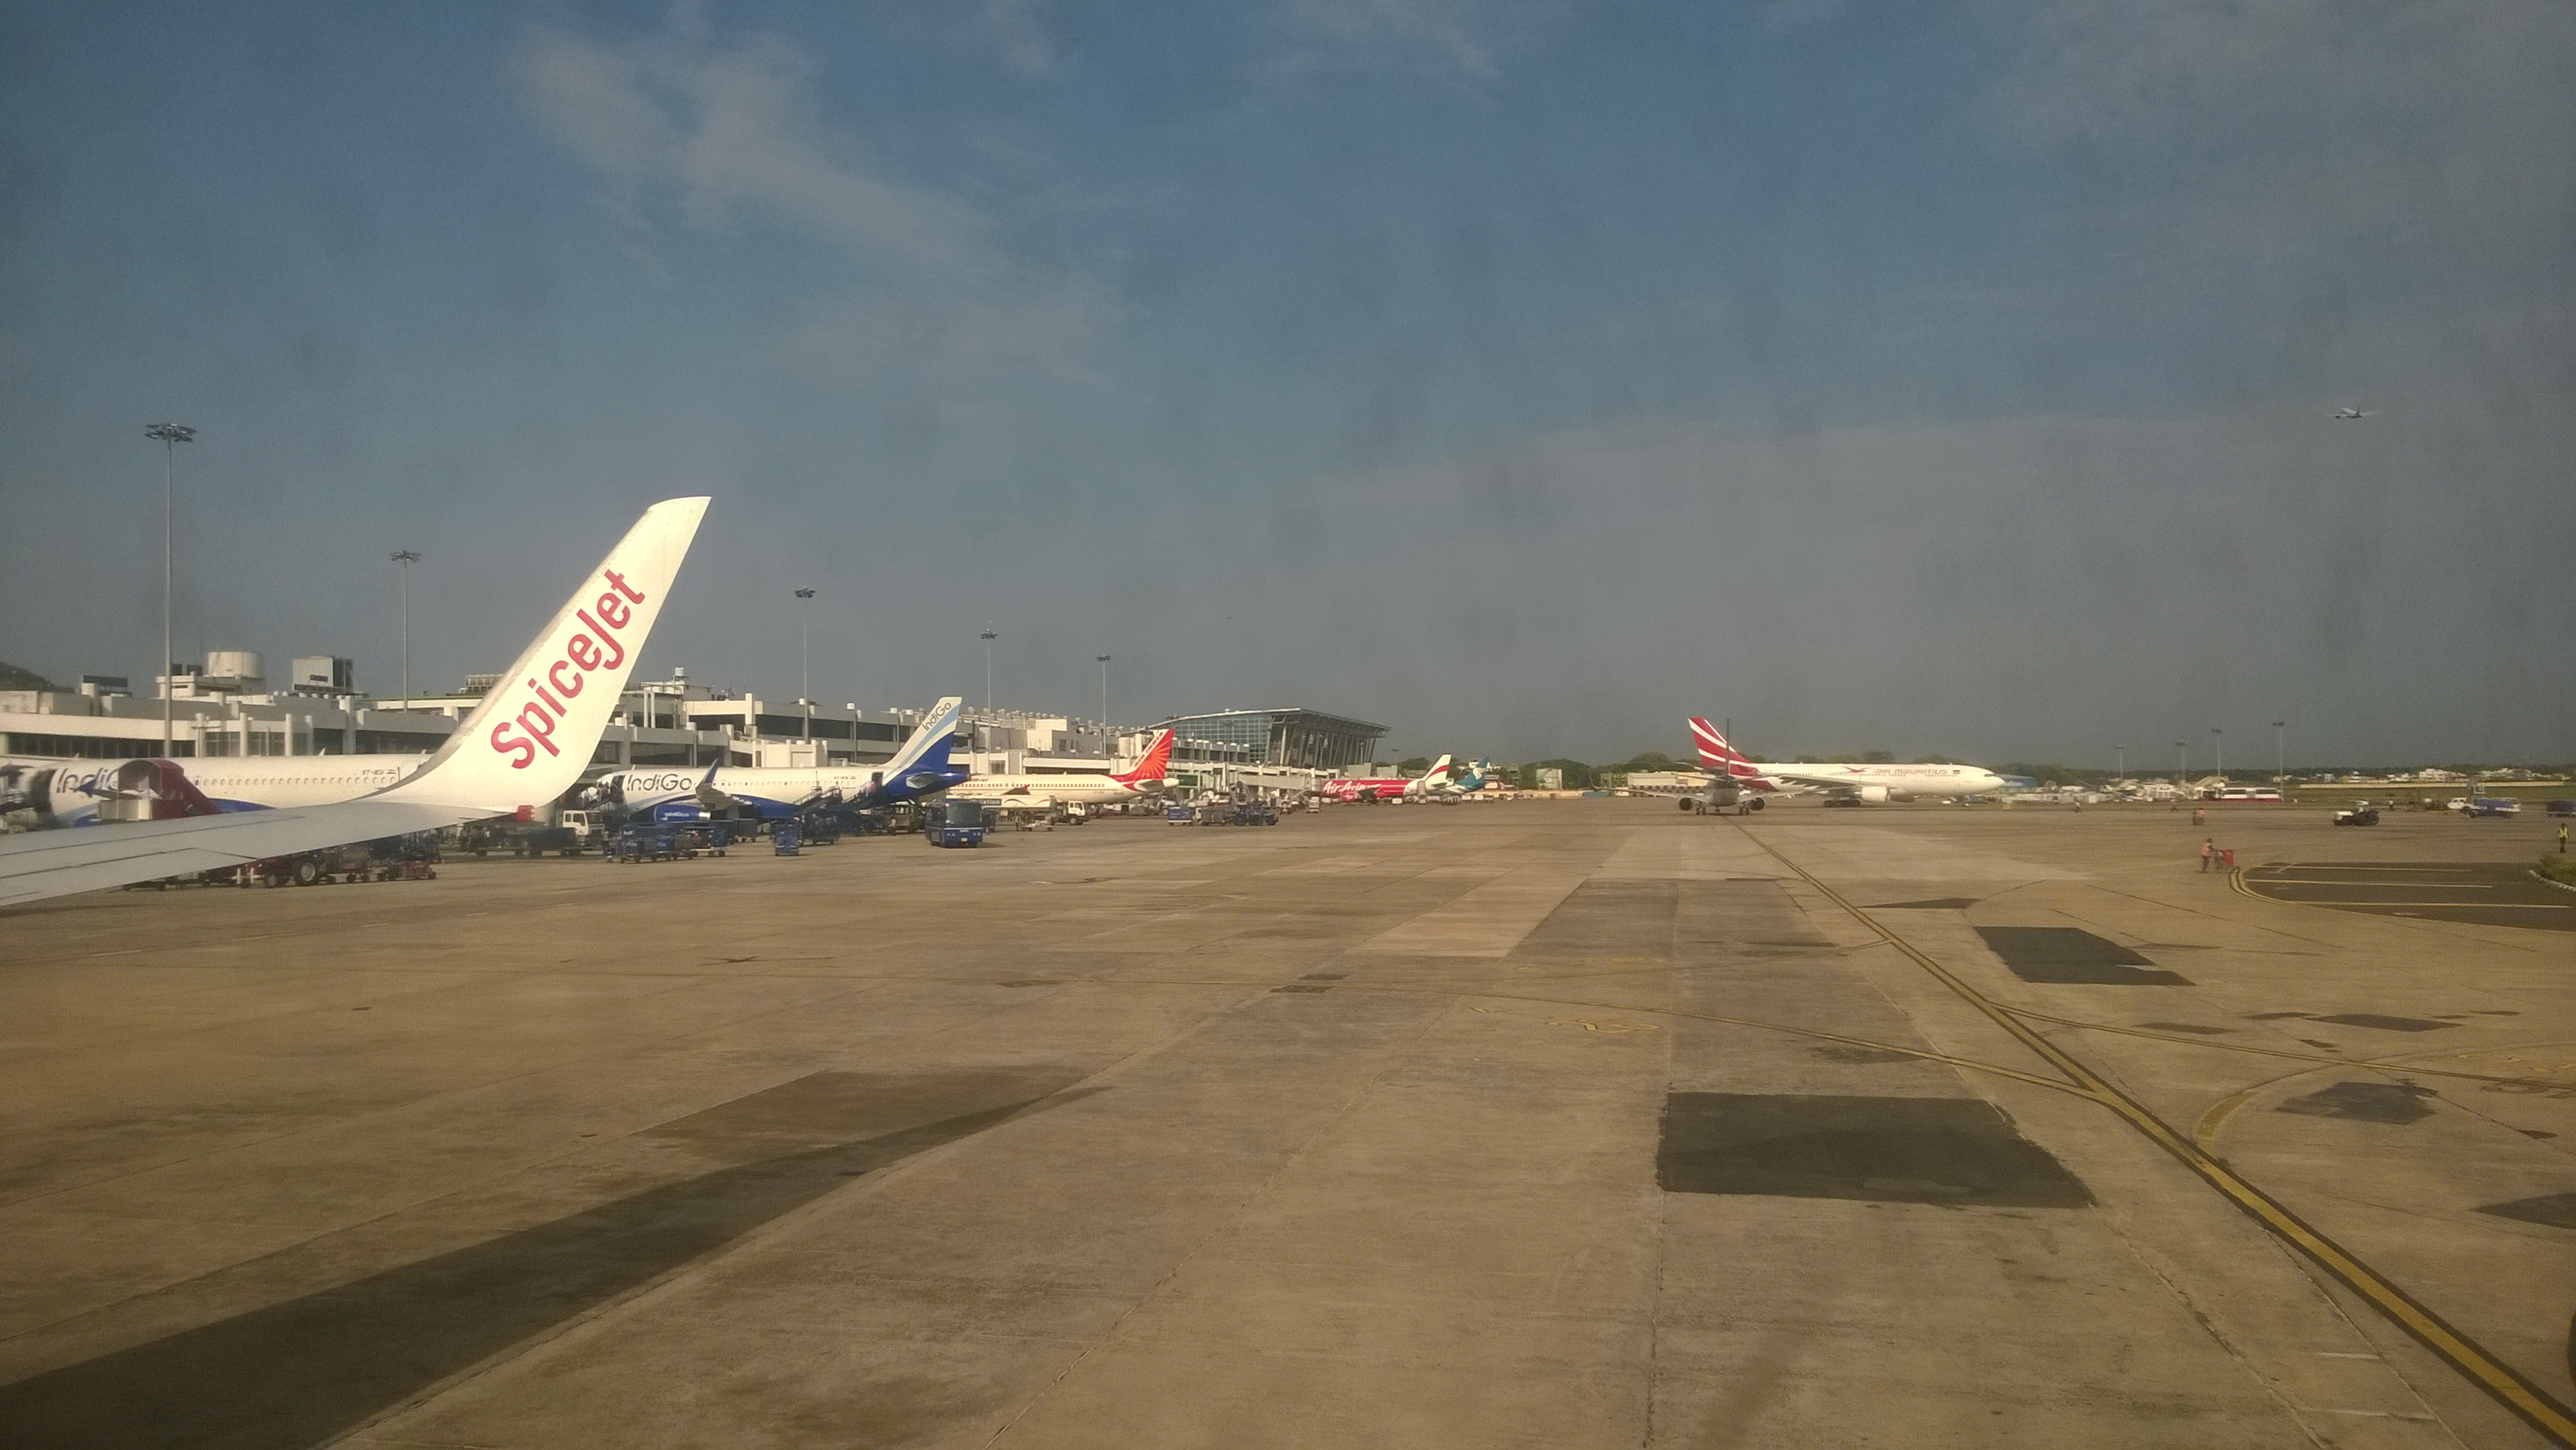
[384,497,709,813]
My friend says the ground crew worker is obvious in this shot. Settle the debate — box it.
[2200,837,2215,872]
[2559,823,2569,856]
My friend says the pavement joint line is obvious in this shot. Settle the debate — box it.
[1994,1008,2572,1089]
[899,973,2102,1098]
[1741,822,2576,1449]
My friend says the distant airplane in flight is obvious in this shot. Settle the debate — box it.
[2331,407,2377,420]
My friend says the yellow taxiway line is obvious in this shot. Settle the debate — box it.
[1746,828,2576,1449]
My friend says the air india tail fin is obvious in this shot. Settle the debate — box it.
[1112,729,1175,784]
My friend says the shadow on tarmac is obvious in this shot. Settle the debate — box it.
[0,1076,1094,1450]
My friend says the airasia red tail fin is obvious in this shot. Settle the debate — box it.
[1112,729,1175,784]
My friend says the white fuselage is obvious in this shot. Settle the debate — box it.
[1762,763,2007,798]
[600,763,900,818]
[2,754,424,827]
[949,772,1159,807]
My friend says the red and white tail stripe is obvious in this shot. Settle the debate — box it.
[1688,718,1776,788]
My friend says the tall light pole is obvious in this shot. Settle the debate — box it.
[2115,743,2124,785]
[980,626,998,710]
[390,551,421,705]
[144,423,196,756]
[2271,720,2286,788]
[2174,740,2187,790]
[2211,726,2224,784]
[794,588,817,739]
[1096,654,1112,736]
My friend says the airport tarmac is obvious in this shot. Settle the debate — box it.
[1,799,2570,1449]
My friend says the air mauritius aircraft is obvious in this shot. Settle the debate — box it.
[1324,755,1453,803]
[584,697,967,824]
[946,729,1175,809]
[1687,718,2005,808]
[0,498,708,906]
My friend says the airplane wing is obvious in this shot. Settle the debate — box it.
[0,497,709,909]
[0,802,474,907]
[1749,768,1844,792]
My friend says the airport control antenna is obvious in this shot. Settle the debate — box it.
[392,551,423,708]
[144,423,197,758]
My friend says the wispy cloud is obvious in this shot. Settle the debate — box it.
[1992,0,2576,271]
[1266,0,1551,80]
[512,13,1118,385]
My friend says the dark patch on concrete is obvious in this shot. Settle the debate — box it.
[2245,1011,2311,1020]
[0,1072,1086,1450]
[2275,1081,2437,1124]
[2311,1014,2456,1033]
[1299,972,1347,980]
[2138,1022,2233,1035]
[1657,1093,2092,1208]
[999,979,1061,987]
[2522,1129,2559,1140]
[2474,1010,2524,1016]
[2299,1039,2340,1049]
[2475,1193,2576,1230]
[1874,898,1979,910]
[1272,984,1332,993]
[1973,927,2190,986]
[1807,1044,1917,1064]
[2239,861,2576,932]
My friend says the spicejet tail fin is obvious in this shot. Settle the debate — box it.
[1111,729,1175,784]
[384,497,709,813]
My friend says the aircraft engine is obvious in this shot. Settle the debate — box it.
[1857,785,1892,804]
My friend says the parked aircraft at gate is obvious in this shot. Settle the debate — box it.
[1689,718,2007,803]
[0,498,707,906]
[585,697,965,824]
[946,729,1175,809]
[1324,755,1453,802]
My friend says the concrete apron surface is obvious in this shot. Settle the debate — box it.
[0,799,2567,1448]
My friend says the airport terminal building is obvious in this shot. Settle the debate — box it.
[1152,708,1387,771]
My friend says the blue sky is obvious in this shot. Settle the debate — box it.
[4,1,2569,764]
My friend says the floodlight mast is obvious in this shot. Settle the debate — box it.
[144,423,196,758]
[391,551,422,707]
[980,627,998,710]
[795,588,817,739]
[1097,655,1112,740]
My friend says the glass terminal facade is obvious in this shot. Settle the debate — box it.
[1154,708,1387,771]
